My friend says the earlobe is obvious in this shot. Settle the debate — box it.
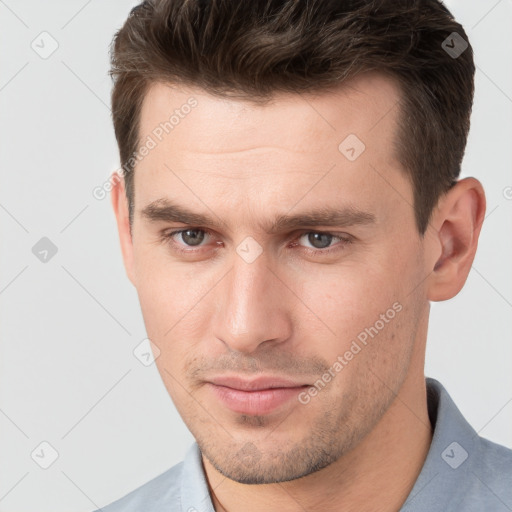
[426,178,486,302]
[111,177,137,287]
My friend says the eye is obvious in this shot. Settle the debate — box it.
[295,231,353,255]
[163,228,211,253]
[171,228,207,247]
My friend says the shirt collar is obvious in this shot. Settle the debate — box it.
[180,441,216,512]
[401,376,480,510]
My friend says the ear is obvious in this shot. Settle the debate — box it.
[425,177,486,302]
[111,174,136,287]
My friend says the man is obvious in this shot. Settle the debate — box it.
[98,0,512,510]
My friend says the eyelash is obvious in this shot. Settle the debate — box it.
[161,228,353,257]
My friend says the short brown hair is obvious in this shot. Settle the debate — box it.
[109,0,474,235]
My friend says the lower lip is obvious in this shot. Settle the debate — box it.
[207,383,307,415]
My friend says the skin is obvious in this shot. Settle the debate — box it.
[112,71,486,512]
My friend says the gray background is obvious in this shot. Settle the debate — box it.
[0,1,510,510]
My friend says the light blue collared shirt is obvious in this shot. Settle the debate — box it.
[95,377,512,511]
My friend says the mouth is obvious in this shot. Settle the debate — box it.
[206,376,310,415]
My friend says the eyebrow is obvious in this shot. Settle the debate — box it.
[140,198,376,233]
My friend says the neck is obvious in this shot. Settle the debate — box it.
[203,368,433,512]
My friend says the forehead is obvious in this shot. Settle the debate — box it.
[138,72,402,158]
[133,72,410,232]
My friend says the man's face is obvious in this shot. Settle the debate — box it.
[123,72,431,483]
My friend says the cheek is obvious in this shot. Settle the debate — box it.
[295,272,414,409]
[291,249,419,383]
[295,263,400,339]
[134,244,201,328]
[133,256,218,375]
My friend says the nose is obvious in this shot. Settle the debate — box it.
[212,250,292,354]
